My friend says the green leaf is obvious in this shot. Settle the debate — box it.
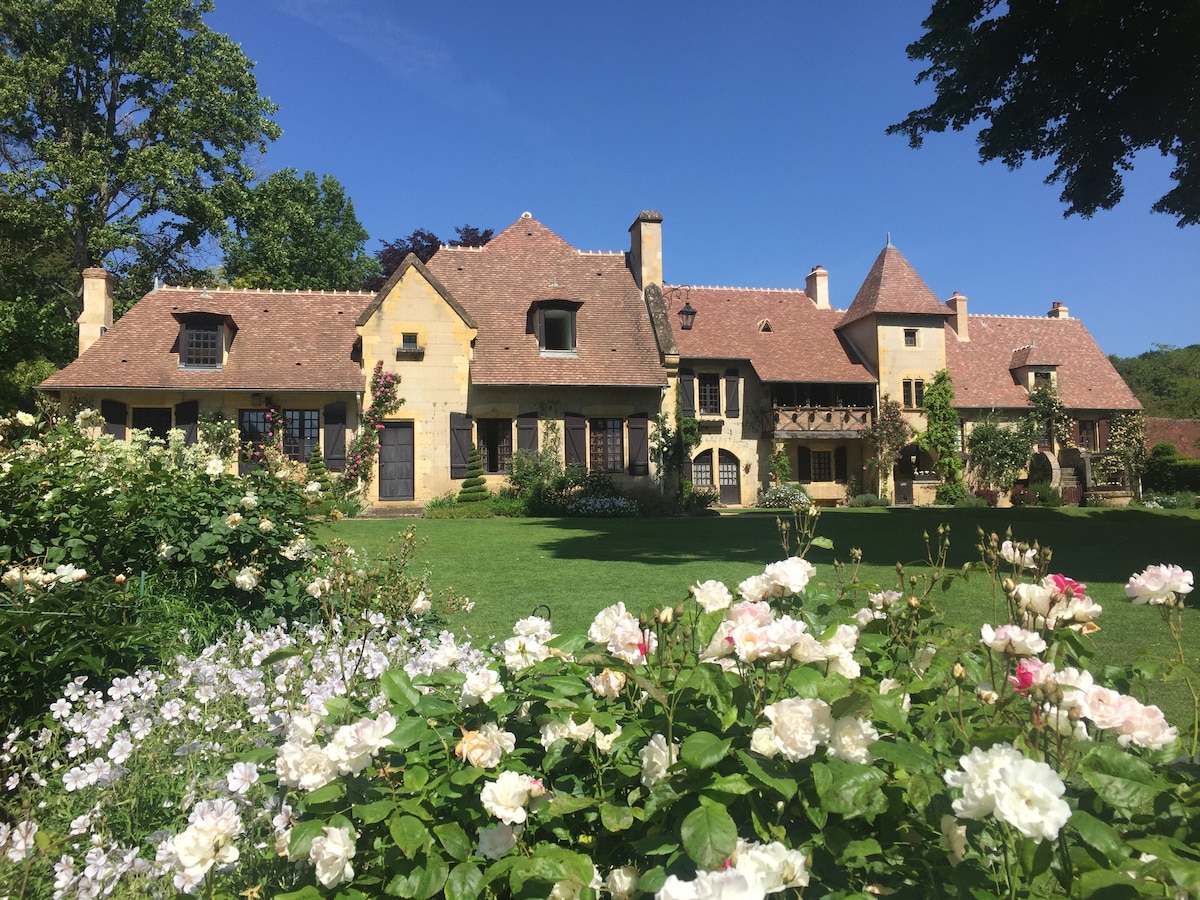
[680,803,738,870]
[736,750,798,799]
[870,739,936,771]
[287,819,326,860]
[702,773,755,796]
[304,779,344,806]
[528,675,590,697]
[389,716,432,751]
[546,794,596,817]
[382,669,421,710]
[352,799,394,825]
[1078,744,1162,818]
[1070,809,1128,867]
[445,861,486,900]
[680,731,732,771]
[813,760,888,819]
[390,812,431,858]
[600,802,635,832]
[1019,835,1053,879]
[434,822,473,862]
[255,646,302,668]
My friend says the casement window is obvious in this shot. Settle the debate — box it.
[796,445,848,484]
[811,450,833,482]
[903,328,918,348]
[532,301,581,355]
[402,333,419,351]
[181,322,222,368]
[478,418,514,474]
[902,379,925,409]
[239,408,318,462]
[589,418,624,473]
[131,407,173,441]
[692,450,714,486]
[1077,419,1097,452]
[698,374,721,415]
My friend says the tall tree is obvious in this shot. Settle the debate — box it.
[0,0,281,289]
[221,169,381,290]
[367,224,493,290]
[890,1,1200,226]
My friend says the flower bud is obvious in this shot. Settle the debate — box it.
[952,662,966,682]
[657,606,673,625]
[907,595,921,610]
[114,574,126,584]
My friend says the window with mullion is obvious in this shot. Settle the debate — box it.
[589,418,623,473]
[182,322,221,368]
[697,374,721,415]
[811,450,832,482]
[283,409,319,461]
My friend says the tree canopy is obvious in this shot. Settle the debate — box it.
[368,224,494,290]
[221,169,381,291]
[0,0,281,284]
[890,0,1200,226]
[1110,344,1200,417]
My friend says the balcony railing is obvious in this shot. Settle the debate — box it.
[765,406,873,438]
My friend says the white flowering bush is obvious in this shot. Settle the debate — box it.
[1,518,1198,898]
[565,495,640,518]
[755,483,812,510]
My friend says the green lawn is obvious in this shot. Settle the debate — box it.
[320,507,1200,726]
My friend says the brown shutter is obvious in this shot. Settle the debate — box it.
[834,445,847,482]
[679,369,695,417]
[564,413,586,467]
[450,412,473,478]
[1071,419,1080,447]
[175,400,199,445]
[323,402,347,470]
[797,445,812,482]
[100,400,127,440]
[627,413,649,476]
[1098,418,1110,451]
[725,368,740,418]
[517,412,538,453]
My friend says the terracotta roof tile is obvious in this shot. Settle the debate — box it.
[946,315,1141,411]
[837,245,952,329]
[42,287,370,392]
[1144,417,1200,457]
[425,215,666,387]
[667,285,874,383]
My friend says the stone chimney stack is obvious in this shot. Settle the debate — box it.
[947,291,969,341]
[1047,301,1070,319]
[628,210,663,291]
[78,267,115,356]
[805,265,830,309]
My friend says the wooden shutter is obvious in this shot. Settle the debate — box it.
[323,402,347,470]
[627,413,649,476]
[725,368,740,418]
[100,400,127,439]
[450,412,473,478]
[679,369,695,417]
[174,400,199,446]
[834,445,847,482]
[797,445,812,482]
[564,413,586,467]
[1098,418,1110,451]
[1071,419,1080,447]
[517,412,539,453]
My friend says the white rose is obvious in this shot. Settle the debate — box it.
[309,826,356,888]
[990,758,1070,841]
[762,556,815,596]
[476,822,521,860]
[461,667,505,706]
[762,697,832,761]
[205,457,225,476]
[587,668,627,700]
[827,716,879,765]
[480,770,539,825]
[15,411,35,427]
[638,733,678,788]
[605,865,640,898]
[276,741,337,792]
[731,839,810,892]
[1126,564,1194,605]
[980,623,1047,656]
[693,579,733,613]
[234,566,259,592]
[411,591,431,615]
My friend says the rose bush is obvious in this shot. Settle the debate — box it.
[1,516,1198,898]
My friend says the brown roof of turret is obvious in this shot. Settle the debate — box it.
[836,245,952,329]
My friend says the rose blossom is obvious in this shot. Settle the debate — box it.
[730,838,810,893]
[460,667,505,706]
[658,868,767,900]
[759,697,832,761]
[1125,564,1194,605]
[480,770,541,825]
[587,668,626,700]
[309,825,356,888]
[1000,540,1037,570]
[639,734,678,788]
[945,744,1070,840]
[456,723,516,769]
[476,822,521,860]
[692,579,733,613]
[827,716,878,764]
[762,556,816,596]
[980,623,1047,656]
[1007,657,1050,693]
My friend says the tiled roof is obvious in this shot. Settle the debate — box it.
[946,315,1142,411]
[666,285,875,383]
[425,214,666,387]
[837,245,952,329]
[1144,417,1200,457]
[42,286,370,392]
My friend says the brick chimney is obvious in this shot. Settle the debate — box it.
[628,210,663,291]
[78,267,115,356]
[1047,301,1070,319]
[805,265,829,309]
[947,291,969,341]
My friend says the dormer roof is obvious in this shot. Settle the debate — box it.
[836,245,953,329]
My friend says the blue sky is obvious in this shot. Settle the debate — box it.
[207,0,1198,358]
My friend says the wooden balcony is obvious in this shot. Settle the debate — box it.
[765,406,873,439]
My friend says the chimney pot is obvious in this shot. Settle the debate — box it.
[805,264,830,309]
[629,211,663,291]
[78,267,115,356]
[947,292,969,342]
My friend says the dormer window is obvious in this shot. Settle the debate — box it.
[531,300,580,356]
[181,321,222,368]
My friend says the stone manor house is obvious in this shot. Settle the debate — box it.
[41,210,1140,507]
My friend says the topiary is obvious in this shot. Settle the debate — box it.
[457,446,490,503]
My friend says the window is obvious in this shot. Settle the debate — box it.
[698,374,721,415]
[538,304,577,354]
[903,328,918,348]
[478,418,513,473]
[902,379,925,409]
[1078,419,1096,451]
[131,407,172,440]
[1033,370,1052,386]
[692,450,714,486]
[811,450,832,482]
[402,333,419,351]
[181,322,221,368]
[283,410,319,461]
[588,418,623,472]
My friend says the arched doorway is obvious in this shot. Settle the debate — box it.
[692,448,742,505]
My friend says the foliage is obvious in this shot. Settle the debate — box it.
[367,224,493,290]
[678,479,719,516]
[457,447,491,503]
[1030,482,1063,507]
[918,368,963,486]
[1109,410,1148,479]
[221,169,381,290]
[1110,344,1200,419]
[847,492,890,508]
[1027,384,1073,450]
[1139,491,1198,511]
[342,362,404,489]
[1144,442,1179,493]
[862,397,911,488]
[3,522,1199,898]
[650,411,701,480]
[755,483,812,510]
[890,0,1200,225]
[564,495,639,517]
[934,479,970,505]
[966,416,1036,493]
[953,492,989,509]
[769,444,792,483]
[973,488,999,508]
[0,0,281,281]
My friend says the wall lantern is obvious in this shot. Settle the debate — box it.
[677,301,697,331]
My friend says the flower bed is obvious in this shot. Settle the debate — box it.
[1,522,1197,898]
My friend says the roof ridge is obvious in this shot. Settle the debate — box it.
[973,313,1071,321]
[577,250,623,256]
[686,285,810,294]
[160,285,373,295]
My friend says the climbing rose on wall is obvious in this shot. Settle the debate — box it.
[342,362,404,488]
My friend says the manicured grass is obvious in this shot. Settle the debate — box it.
[319,507,1200,725]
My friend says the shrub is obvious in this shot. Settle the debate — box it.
[953,493,989,508]
[489,489,526,518]
[1030,480,1063,507]
[1010,484,1032,506]
[1143,442,1179,492]
[755,483,812,509]
[424,490,459,511]
[934,480,970,505]
[457,447,490,503]
[679,479,719,515]
[564,495,639,517]
[974,487,999,507]
[1138,491,1198,510]
[847,492,889,507]
[621,484,676,517]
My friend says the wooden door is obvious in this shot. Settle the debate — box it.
[378,422,414,500]
[718,449,740,505]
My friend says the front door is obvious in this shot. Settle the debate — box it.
[718,449,740,505]
[378,422,414,500]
